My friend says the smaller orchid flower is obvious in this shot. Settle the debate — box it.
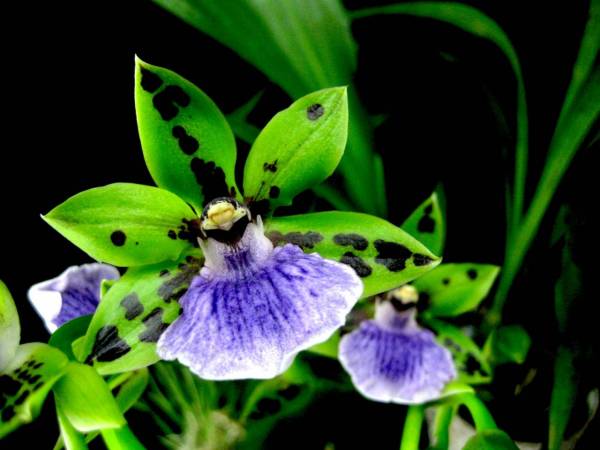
[339,285,456,403]
[28,263,120,333]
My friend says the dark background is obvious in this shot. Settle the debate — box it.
[2,0,597,448]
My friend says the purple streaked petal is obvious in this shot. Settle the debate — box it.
[157,221,362,380]
[28,263,120,332]
[339,301,456,404]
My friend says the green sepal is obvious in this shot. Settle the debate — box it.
[401,191,445,255]
[77,251,202,374]
[243,88,348,212]
[53,362,125,433]
[0,280,20,371]
[0,343,68,438]
[135,57,239,211]
[307,331,340,359]
[100,425,146,450]
[413,263,500,317]
[113,369,149,413]
[424,318,491,385]
[463,429,519,450]
[483,325,531,366]
[44,183,198,267]
[56,404,88,450]
[265,212,440,298]
[49,315,93,361]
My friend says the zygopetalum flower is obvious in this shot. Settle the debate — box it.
[42,58,440,378]
[339,286,456,403]
[28,264,119,332]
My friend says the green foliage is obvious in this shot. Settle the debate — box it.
[49,315,93,361]
[77,254,201,374]
[414,263,500,317]
[135,58,239,211]
[483,325,531,366]
[243,87,348,211]
[44,183,197,267]
[463,429,519,450]
[266,211,440,298]
[401,192,445,255]
[0,280,20,371]
[53,362,125,432]
[0,343,68,438]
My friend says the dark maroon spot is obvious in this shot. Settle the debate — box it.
[263,160,278,172]
[2,405,15,421]
[307,103,324,120]
[190,158,229,204]
[267,231,323,249]
[159,269,170,277]
[120,293,144,320]
[333,233,368,251]
[230,186,237,197]
[269,186,280,199]
[172,125,200,155]
[86,325,131,363]
[168,230,177,240]
[250,398,282,419]
[467,269,478,280]
[279,384,301,400]
[0,375,21,396]
[417,215,435,233]
[28,374,41,385]
[176,218,202,247]
[33,382,43,391]
[153,85,190,121]
[374,240,412,272]
[14,390,29,405]
[140,68,163,93]
[340,252,372,277]
[413,253,434,266]
[442,278,450,285]
[158,257,201,302]
[249,199,270,218]
[32,362,43,370]
[139,308,169,343]
[110,230,126,246]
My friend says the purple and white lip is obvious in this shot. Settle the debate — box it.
[339,299,456,404]
[28,263,120,332]
[157,199,363,380]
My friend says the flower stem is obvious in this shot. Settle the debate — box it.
[399,405,424,450]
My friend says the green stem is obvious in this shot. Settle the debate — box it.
[459,393,497,431]
[431,405,455,449]
[399,405,424,450]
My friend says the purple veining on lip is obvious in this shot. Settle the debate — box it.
[28,263,120,332]
[157,220,363,380]
[339,301,456,404]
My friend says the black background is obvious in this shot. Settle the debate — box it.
[2,0,597,448]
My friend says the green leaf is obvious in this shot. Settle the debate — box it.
[53,362,125,433]
[0,343,68,439]
[424,318,491,385]
[483,325,531,366]
[49,315,93,361]
[101,425,146,450]
[77,253,201,374]
[413,263,500,317]
[114,369,149,413]
[265,212,440,298]
[135,57,239,211]
[548,346,577,450]
[56,404,88,450]
[0,280,20,371]
[44,183,198,267]
[463,429,518,450]
[243,87,348,212]
[401,192,445,255]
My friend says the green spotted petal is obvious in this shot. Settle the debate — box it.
[135,58,238,211]
[44,183,198,267]
[265,212,440,298]
[413,263,500,317]
[243,88,348,213]
[0,281,20,371]
[77,252,202,375]
[425,318,491,385]
[0,343,69,438]
[401,191,445,255]
[53,362,125,432]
